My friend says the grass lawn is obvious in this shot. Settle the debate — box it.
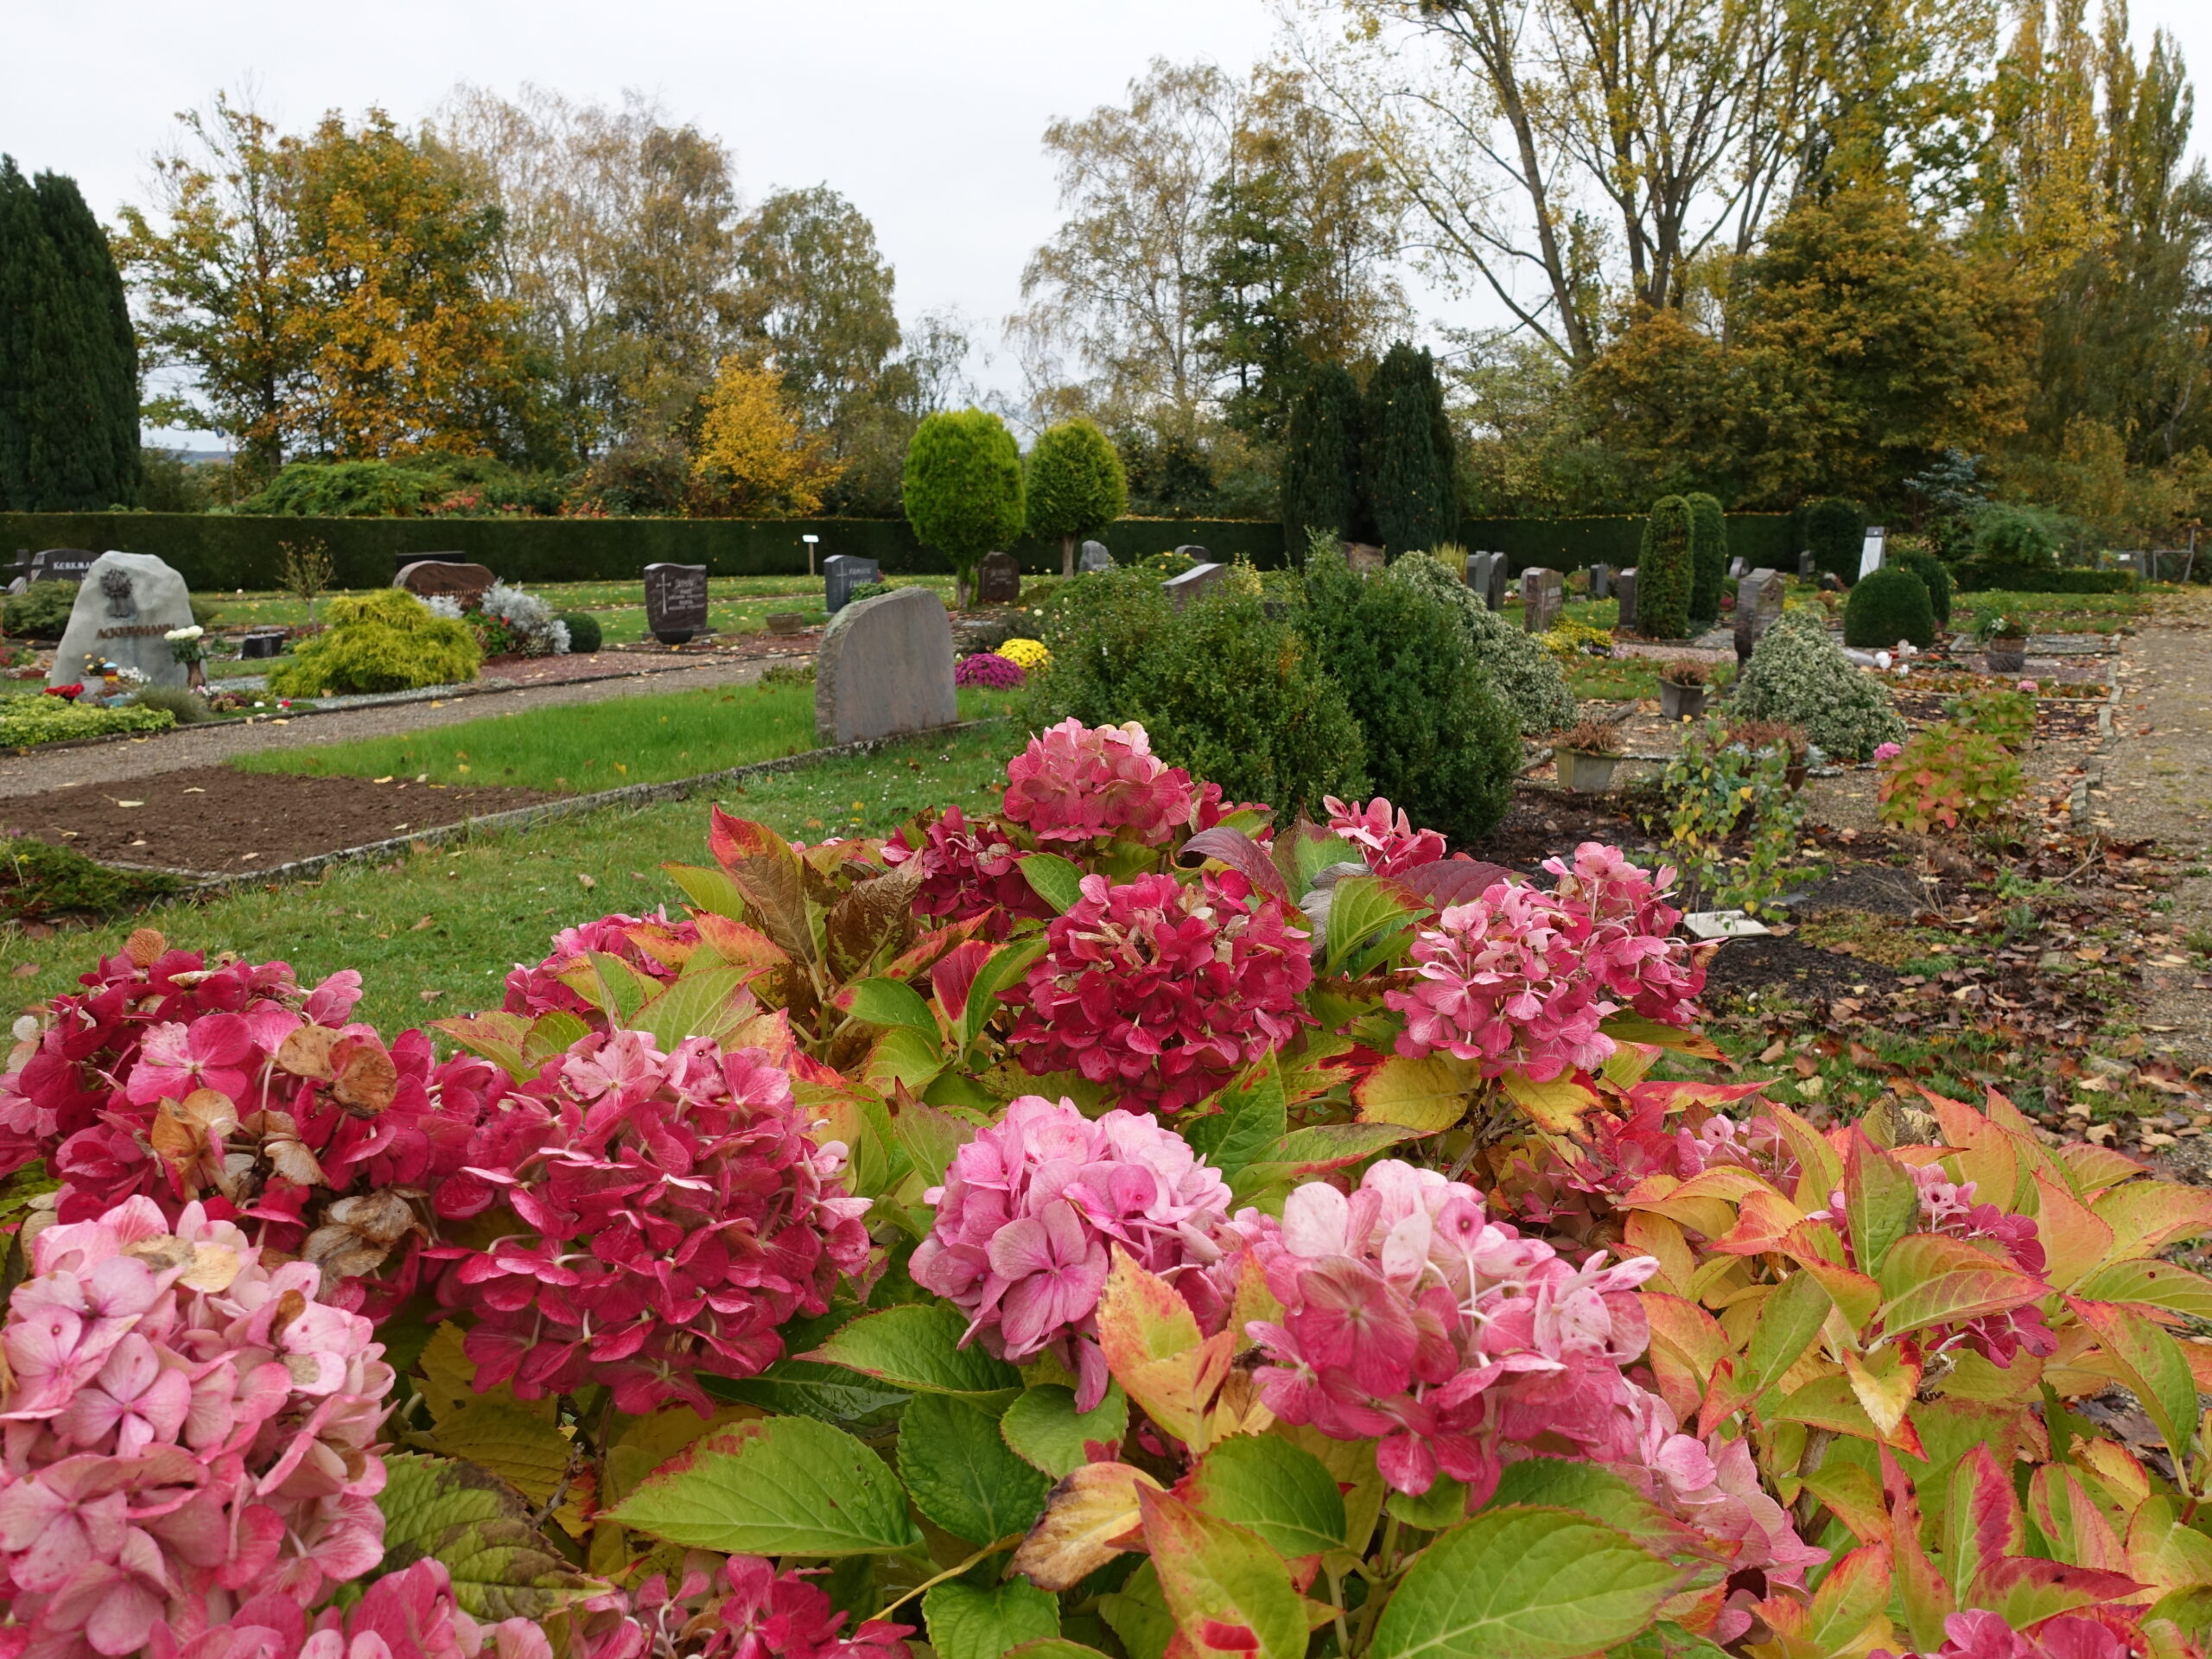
[3,721,1023,1037]
[233,682,1022,791]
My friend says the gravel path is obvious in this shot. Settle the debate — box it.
[0,656,778,798]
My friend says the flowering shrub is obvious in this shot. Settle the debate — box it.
[2,717,2207,1659]
[1947,686,2036,748]
[950,651,1024,689]
[468,583,570,658]
[1877,721,2024,833]
[997,637,1050,671]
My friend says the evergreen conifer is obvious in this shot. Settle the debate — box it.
[1281,360,1364,554]
[1363,342,1455,554]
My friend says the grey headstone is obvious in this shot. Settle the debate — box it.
[1162,562,1228,611]
[1858,526,1886,580]
[1484,555,1509,613]
[1465,551,1507,613]
[1344,543,1386,576]
[1521,567,1564,634]
[814,588,957,745]
[1173,544,1211,563]
[240,631,287,659]
[390,550,470,577]
[1617,568,1639,632]
[1798,550,1816,578]
[28,548,98,585]
[1727,556,1747,579]
[823,553,883,614]
[1463,550,1490,589]
[1587,563,1611,600]
[1733,569,1786,663]
[1079,540,1115,573]
[50,551,194,691]
[976,551,1022,606]
[396,560,495,604]
[644,562,709,644]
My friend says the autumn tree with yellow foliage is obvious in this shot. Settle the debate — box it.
[688,357,843,517]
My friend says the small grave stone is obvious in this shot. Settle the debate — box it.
[1162,562,1227,611]
[28,548,98,585]
[1521,568,1564,634]
[1734,569,1786,663]
[976,551,1022,606]
[823,554,883,615]
[1484,555,1509,613]
[1727,556,1748,579]
[1586,563,1611,600]
[390,550,470,578]
[644,562,709,645]
[1079,539,1115,573]
[1858,526,1886,580]
[815,588,957,746]
[1798,550,1816,578]
[1174,544,1211,563]
[1616,568,1639,632]
[1344,543,1386,575]
[239,631,287,660]
[396,560,495,605]
[50,551,194,690]
[1463,550,1490,589]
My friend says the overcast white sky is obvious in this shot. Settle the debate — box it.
[5,0,2209,448]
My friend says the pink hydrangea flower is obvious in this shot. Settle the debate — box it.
[712,1554,914,1659]
[1000,720,1201,845]
[502,910,696,1020]
[1008,870,1314,1114]
[1875,1611,2134,1659]
[1323,797,1447,876]
[881,807,1057,940]
[1386,844,1701,1081]
[0,1197,394,1659]
[144,1561,552,1659]
[1222,1160,1660,1498]
[433,1030,872,1415]
[2016,680,2039,695]
[912,1096,1232,1409]
[1873,741,1904,763]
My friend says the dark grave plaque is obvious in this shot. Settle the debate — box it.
[1617,568,1639,632]
[28,548,98,584]
[823,554,883,614]
[240,631,288,659]
[644,562,709,644]
[976,551,1021,605]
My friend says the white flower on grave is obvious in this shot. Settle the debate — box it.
[165,624,205,642]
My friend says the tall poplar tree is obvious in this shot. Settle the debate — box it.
[0,158,140,510]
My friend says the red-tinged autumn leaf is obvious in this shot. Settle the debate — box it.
[1874,1234,2049,1340]
[1843,1131,1921,1275]
[1775,1374,1926,1459]
[2031,1172,2117,1293]
[2064,1297,2202,1462]
[1760,1099,1844,1208]
[1497,1066,1602,1133]
[1792,1253,1883,1333]
[1881,1447,1956,1653]
[1710,1186,1806,1255]
[1353,1051,1478,1134]
[1388,857,1513,911]
[708,807,785,870]
[2027,1465,2131,1576]
[930,939,998,1024]
[691,912,791,976]
[1176,827,1293,906]
[1806,1542,1893,1652]
[1096,1249,1227,1449]
[2052,1141,2149,1193]
[1138,1485,1307,1659]
[1948,1446,2144,1628]
[2092,1179,2212,1262]
[1642,1294,1730,1405]
[1009,1461,1161,1592]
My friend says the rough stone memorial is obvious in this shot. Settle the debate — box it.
[1734,569,1786,663]
[644,563,709,645]
[1162,562,1227,611]
[1728,556,1748,579]
[1586,563,1611,600]
[823,554,883,615]
[1616,568,1639,632]
[815,588,957,745]
[1522,568,1564,634]
[1799,550,1816,578]
[396,561,495,606]
[976,551,1022,605]
[50,551,194,690]
[1078,540,1115,573]
[1174,544,1211,563]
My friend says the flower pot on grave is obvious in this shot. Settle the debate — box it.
[1985,638,2027,674]
[1658,679,1707,721]
[1784,762,1808,791]
[1554,748,1621,793]
[765,613,807,636]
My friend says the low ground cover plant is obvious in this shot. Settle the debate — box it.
[0,692,175,747]
[3,718,2206,1659]
[1660,716,1808,914]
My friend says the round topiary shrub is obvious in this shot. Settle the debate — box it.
[1298,547,1522,844]
[1843,565,1937,648]
[1686,493,1726,625]
[1802,497,1866,585]
[268,588,481,696]
[1889,547,1953,626]
[556,611,602,652]
[904,408,1025,607]
[1382,550,1576,735]
[1732,607,1906,760]
[1637,496,1695,640]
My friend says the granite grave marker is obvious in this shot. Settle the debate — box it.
[815,588,957,745]
[644,563,709,644]
[1078,540,1115,573]
[1162,562,1227,611]
[1522,567,1564,634]
[976,551,1021,605]
[1616,568,1639,632]
[823,554,883,615]
[50,551,194,690]
[1734,568,1785,663]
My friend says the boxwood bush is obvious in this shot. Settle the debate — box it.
[1686,493,1726,624]
[1636,496,1694,640]
[1890,546,1955,626]
[1843,564,1937,648]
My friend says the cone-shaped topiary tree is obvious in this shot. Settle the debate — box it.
[1843,564,1936,648]
[0,158,140,511]
[903,408,1025,607]
[1281,360,1364,556]
[1890,546,1954,626]
[1686,492,1726,625]
[1363,342,1456,555]
[1637,495,1695,640]
[1024,418,1128,578]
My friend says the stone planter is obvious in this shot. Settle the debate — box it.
[1985,638,2027,674]
[1554,748,1622,793]
[1658,679,1707,721]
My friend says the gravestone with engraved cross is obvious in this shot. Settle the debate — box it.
[644,563,709,645]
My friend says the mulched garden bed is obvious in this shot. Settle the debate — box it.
[1892,690,2103,741]
[1,766,556,874]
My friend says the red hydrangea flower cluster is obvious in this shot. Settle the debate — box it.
[1220,1161,1658,1498]
[951,651,1025,690]
[881,808,1057,939]
[1910,1164,2055,1367]
[1385,843,1702,1081]
[1000,719,1205,845]
[145,1560,552,1659]
[912,1096,1232,1410]
[1323,796,1446,876]
[434,1029,872,1415]
[0,1198,393,1659]
[1876,1611,2135,1659]
[1007,870,1313,1114]
[709,1555,912,1659]
[501,911,696,1020]
[0,940,507,1313]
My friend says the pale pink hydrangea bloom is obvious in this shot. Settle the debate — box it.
[142,1560,552,1659]
[1322,796,1447,876]
[912,1096,1233,1409]
[0,1197,394,1659]
[1874,1611,2133,1659]
[999,719,1201,845]
[1873,741,1904,763]
[1224,1160,1658,1498]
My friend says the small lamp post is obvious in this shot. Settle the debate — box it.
[802,533,820,576]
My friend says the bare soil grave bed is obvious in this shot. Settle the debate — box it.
[1,766,556,873]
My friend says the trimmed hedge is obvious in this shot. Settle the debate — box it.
[1960,566,2137,595]
[1843,565,1936,648]
[0,514,1291,592]
[1457,514,1796,576]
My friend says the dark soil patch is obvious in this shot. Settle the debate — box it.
[0,766,557,874]
[1797,865,1934,918]
[1702,935,1907,1005]
[1480,789,1658,875]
